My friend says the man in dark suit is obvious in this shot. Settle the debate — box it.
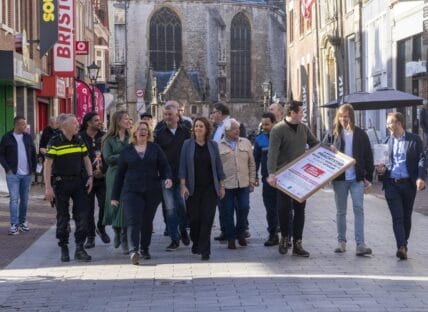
[376,112,425,260]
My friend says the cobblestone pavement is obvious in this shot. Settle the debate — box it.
[0,186,428,312]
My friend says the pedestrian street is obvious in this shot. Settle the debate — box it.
[1,186,428,312]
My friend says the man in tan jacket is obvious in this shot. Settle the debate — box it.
[219,118,256,249]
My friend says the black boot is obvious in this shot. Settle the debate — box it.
[141,248,151,260]
[60,245,70,262]
[292,240,310,257]
[84,237,95,249]
[113,227,121,248]
[75,244,92,262]
[278,236,289,255]
[96,226,111,244]
[264,234,279,247]
[121,229,129,255]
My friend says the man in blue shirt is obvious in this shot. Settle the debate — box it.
[254,112,278,246]
[377,112,425,260]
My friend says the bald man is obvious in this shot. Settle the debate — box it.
[269,103,284,123]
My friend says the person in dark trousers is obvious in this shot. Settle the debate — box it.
[154,101,191,251]
[79,112,110,249]
[43,114,93,262]
[38,117,59,184]
[211,102,248,241]
[419,103,428,147]
[254,112,279,247]
[323,104,374,256]
[179,117,225,260]
[111,121,172,265]
[0,116,37,235]
[267,101,319,257]
[376,112,426,260]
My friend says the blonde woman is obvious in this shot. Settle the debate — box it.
[111,121,172,265]
[102,110,130,254]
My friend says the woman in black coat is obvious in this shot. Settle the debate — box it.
[111,121,172,265]
[179,117,225,260]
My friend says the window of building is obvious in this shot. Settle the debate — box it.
[289,9,294,43]
[347,36,356,93]
[230,12,251,99]
[149,7,182,71]
[299,1,304,36]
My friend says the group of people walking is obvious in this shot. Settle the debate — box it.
[0,99,425,265]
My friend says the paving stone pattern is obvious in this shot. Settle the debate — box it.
[1,186,428,311]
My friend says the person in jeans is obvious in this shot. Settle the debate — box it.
[0,116,37,235]
[323,104,374,256]
[155,101,191,251]
[254,112,279,247]
[111,121,172,265]
[79,112,110,248]
[267,101,319,257]
[376,112,426,260]
[179,117,225,260]
[218,118,256,250]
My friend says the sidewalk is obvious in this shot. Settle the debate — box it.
[0,185,428,311]
[0,184,56,269]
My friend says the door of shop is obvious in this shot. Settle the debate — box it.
[0,86,14,138]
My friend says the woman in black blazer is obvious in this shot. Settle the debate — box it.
[179,117,225,260]
[111,121,172,265]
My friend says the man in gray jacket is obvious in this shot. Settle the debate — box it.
[267,101,318,257]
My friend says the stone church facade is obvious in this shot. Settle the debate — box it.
[124,0,286,131]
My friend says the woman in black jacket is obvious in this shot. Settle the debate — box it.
[323,104,374,256]
[111,121,172,265]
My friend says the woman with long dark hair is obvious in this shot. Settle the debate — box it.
[179,117,225,260]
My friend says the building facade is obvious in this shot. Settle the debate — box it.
[114,0,286,130]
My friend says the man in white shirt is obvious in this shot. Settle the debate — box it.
[0,116,37,235]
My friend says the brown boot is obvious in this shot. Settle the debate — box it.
[227,240,236,250]
[292,240,310,257]
[278,236,289,255]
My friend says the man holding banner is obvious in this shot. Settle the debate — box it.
[267,101,318,257]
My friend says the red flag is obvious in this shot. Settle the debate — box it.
[301,0,315,20]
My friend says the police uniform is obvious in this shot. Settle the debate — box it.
[46,132,90,249]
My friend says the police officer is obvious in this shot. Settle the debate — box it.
[44,114,93,262]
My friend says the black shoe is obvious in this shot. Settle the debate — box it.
[181,230,190,246]
[214,232,226,241]
[84,237,95,249]
[292,240,310,257]
[121,231,129,255]
[191,245,200,255]
[201,254,210,261]
[163,228,169,236]
[244,230,251,238]
[75,246,92,262]
[264,234,279,247]
[141,248,151,260]
[166,241,179,251]
[278,237,289,255]
[113,228,121,248]
[238,235,247,246]
[96,227,111,244]
[227,240,236,250]
[60,246,70,262]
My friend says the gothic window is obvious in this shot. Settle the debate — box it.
[230,13,251,99]
[149,8,182,71]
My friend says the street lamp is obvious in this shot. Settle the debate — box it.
[262,80,273,111]
[87,61,100,112]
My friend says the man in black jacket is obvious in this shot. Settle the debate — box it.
[155,101,191,251]
[323,104,374,256]
[0,116,37,235]
[79,112,110,248]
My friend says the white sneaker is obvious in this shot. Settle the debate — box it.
[8,224,19,235]
[18,222,29,232]
[334,241,346,253]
